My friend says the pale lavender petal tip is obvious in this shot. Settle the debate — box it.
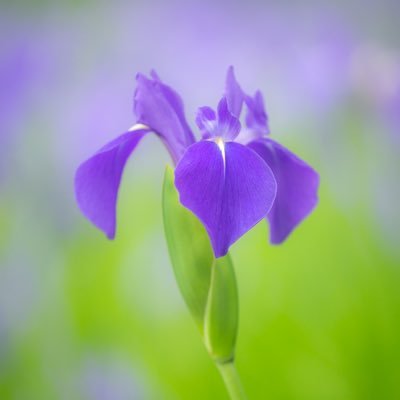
[175,140,277,257]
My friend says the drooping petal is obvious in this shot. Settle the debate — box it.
[217,97,241,141]
[225,66,245,118]
[248,138,319,244]
[195,106,216,139]
[175,140,277,257]
[134,73,195,163]
[75,127,150,239]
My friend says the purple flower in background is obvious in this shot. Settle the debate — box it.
[75,67,319,257]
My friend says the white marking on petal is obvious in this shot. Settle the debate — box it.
[215,137,226,171]
[128,123,149,131]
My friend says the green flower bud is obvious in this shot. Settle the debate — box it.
[162,166,238,363]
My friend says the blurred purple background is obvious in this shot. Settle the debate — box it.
[1,1,400,399]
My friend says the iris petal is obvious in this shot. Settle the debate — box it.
[175,140,277,257]
[134,73,195,163]
[195,106,216,138]
[195,98,241,141]
[217,97,241,141]
[75,128,150,239]
[245,91,269,135]
[225,66,245,118]
[248,138,319,244]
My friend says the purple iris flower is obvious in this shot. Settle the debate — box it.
[75,67,319,257]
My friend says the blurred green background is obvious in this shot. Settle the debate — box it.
[1,0,399,399]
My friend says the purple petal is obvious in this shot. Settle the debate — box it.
[175,140,277,257]
[225,66,245,118]
[196,98,241,141]
[235,91,270,145]
[217,97,241,141]
[75,128,150,239]
[245,91,269,135]
[134,73,195,163]
[248,138,319,244]
[195,106,216,138]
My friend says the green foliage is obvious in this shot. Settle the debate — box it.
[2,180,400,400]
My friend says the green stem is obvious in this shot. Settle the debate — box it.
[216,361,247,400]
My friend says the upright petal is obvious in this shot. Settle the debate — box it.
[217,97,241,141]
[134,73,195,163]
[245,91,269,135]
[175,140,277,257]
[196,98,241,141]
[248,138,319,244]
[225,66,245,118]
[75,128,150,239]
[235,91,270,145]
[195,106,216,139]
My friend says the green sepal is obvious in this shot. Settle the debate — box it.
[204,255,238,363]
[162,166,238,362]
[162,165,213,333]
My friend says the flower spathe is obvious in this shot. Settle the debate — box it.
[75,67,319,257]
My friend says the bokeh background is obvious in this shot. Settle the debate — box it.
[1,0,400,399]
